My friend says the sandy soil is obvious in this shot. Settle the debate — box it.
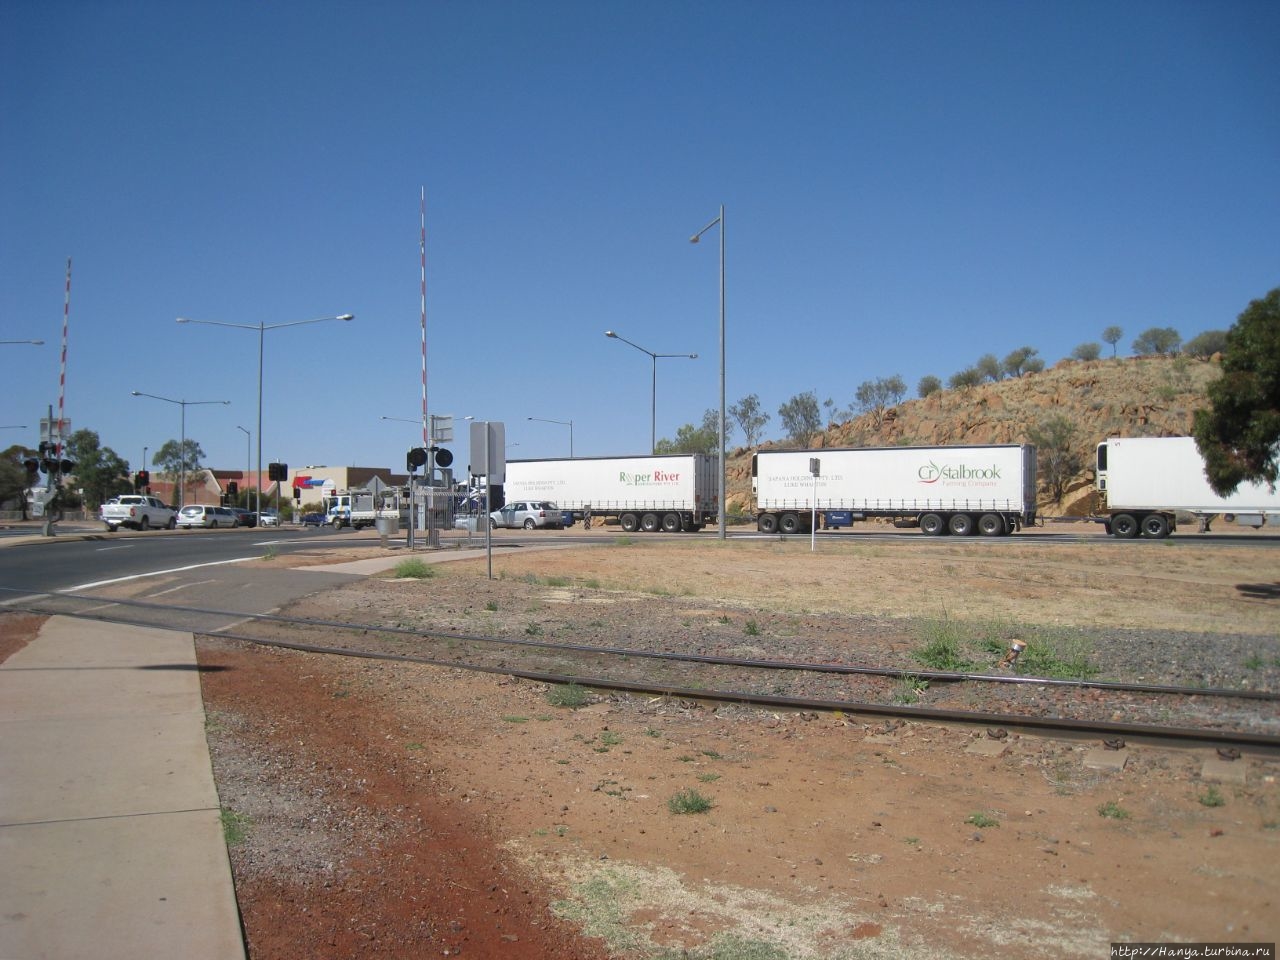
[192,531,1280,959]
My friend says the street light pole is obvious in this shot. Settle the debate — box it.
[526,416,574,458]
[177,313,353,518]
[236,426,250,507]
[604,331,698,455]
[690,204,726,540]
[131,392,230,508]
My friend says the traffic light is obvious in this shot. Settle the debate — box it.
[227,481,238,497]
[59,459,75,475]
[432,446,453,468]
[138,469,150,490]
[268,462,287,481]
[23,457,40,481]
[407,447,428,470]
[293,487,301,501]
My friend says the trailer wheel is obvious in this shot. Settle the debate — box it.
[779,512,803,534]
[978,513,1005,537]
[640,512,660,532]
[918,513,946,536]
[758,513,779,534]
[1140,513,1171,539]
[620,513,639,532]
[661,512,681,533]
[948,513,975,536]
[1111,513,1139,539]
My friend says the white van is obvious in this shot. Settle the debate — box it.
[176,504,237,528]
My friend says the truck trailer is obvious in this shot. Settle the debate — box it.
[503,455,718,532]
[323,490,410,530]
[752,444,1038,536]
[1094,436,1280,538]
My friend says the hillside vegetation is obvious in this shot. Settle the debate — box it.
[726,354,1222,517]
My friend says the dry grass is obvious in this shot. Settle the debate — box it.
[461,536,1280,636]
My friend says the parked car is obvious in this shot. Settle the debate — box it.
[489,500,564,530]
[176,504,238,528]
[256,509,280,526]
[300,512,325,527]
[230,507,256,527]
[100,495,177,531]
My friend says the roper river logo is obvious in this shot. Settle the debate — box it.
[918,461,1003,484]
[619,470,681,485]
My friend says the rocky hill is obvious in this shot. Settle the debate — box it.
[726,354,1222,517]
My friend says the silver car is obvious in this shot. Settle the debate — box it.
[489,500,564,530]
[176,504,237,528]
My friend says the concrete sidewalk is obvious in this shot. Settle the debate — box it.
[0,616,245,960]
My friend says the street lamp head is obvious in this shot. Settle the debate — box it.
[131,391,140,396]
[689,234,700,244]
[175,317,190,324]
[605,330,617,338]
[336,314,354,322]
[690,353,699,359]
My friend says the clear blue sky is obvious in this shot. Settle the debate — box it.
[3,0,1277,476]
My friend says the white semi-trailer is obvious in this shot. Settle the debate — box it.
[752,444,1038,536]
[503,455,718,532]
[1094,436,1280,538]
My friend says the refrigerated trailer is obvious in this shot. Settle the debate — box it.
[752,444,1038,536]
[1094,436,1280,538]
[503,454,718,532]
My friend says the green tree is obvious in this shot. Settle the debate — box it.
[822,398,851,425]
[917,375,942,398]
[1026,415,1083,502]
[1132,327,1182,356]
[976,353,1002,382]
[778,391,822,446]
[1102,326,1123,357]
[704,407,733,449]
[1002,346,1044,378]
[1,444,36,517]
[65,429,131,509]
[1192,287,1280,494]
[854,375,907,428]
[654,409,725,455]
[1072,342,1102,361]
[948,367,982,390]
[153,437,206,503]
[728,393,770,447]
[1183,329,1228,359]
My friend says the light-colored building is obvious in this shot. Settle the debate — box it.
[284,466,408,506]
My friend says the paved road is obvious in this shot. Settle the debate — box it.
[0,524,360,599]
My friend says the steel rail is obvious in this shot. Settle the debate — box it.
[2,587,1276,702]
[3,592,1279,752]
[12,602,1279,752]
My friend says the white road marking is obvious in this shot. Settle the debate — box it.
[145,579,220,598]
[68,557,255,591]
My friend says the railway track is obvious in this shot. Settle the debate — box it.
[5,588,1279,753]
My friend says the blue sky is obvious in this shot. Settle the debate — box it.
[3,0,1277,476]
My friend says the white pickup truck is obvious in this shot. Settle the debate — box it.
[101,495,178,532]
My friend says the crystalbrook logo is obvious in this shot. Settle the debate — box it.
[918,461,1002,484]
